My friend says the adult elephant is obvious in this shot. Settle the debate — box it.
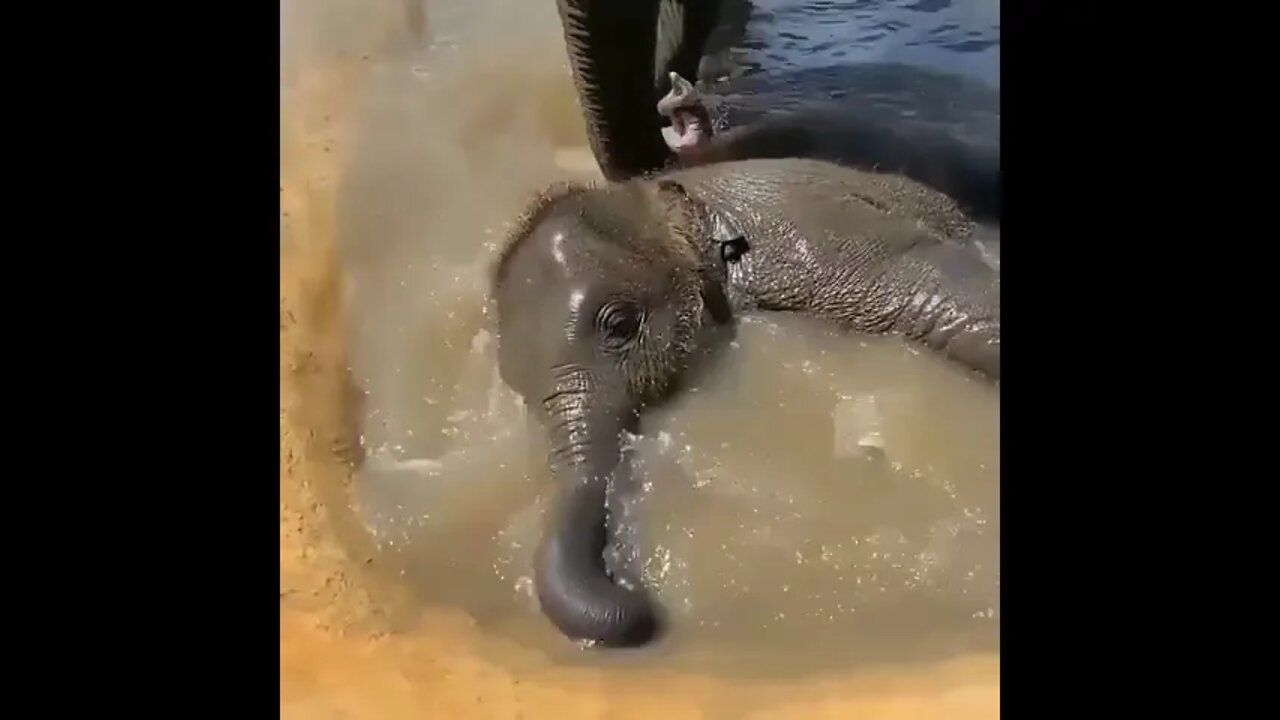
[493,0,1000,648]
[553,0,1001,221]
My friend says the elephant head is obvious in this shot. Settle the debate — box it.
[492,178,723,645]
[554,0,721,180]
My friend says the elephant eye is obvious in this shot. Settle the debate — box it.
[596,301,644,347]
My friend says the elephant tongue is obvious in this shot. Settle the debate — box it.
[662,110,706,151]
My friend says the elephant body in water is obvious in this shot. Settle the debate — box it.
[492,159,997,645]
[487,0,1001,646]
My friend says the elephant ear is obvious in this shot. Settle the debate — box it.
[555,0,720,181]
[653,179,707,258]
[655,178,690,199]
[653,179,695,220]
[654,179,736,323]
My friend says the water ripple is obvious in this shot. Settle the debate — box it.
[730,0,1000,87]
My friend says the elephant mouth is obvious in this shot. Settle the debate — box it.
[662,111,708,151]
[658,72,712,153]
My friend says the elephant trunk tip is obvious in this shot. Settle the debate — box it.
[578,604,659,649]
[534,514,661,648]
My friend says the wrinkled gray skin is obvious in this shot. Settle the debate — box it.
[494,162,998,646]
[657,71,998,269]
[490,0,1000,648]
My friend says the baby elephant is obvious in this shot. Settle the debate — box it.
[491,156,999,648]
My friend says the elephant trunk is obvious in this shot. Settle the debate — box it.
[534,368,656,646]
[555,0,672,180]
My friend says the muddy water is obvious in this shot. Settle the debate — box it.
[352,310,999,676]
[335,0,1003,676]
[322,0,998,688]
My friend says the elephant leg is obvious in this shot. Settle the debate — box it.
[556,0,721,180]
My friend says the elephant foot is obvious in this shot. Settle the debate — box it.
[657,71,714,157]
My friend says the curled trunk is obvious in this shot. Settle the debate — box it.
[534,370,656,645]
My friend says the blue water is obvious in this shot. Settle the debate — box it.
[702,0,1000,145]
[736,0,999,86]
